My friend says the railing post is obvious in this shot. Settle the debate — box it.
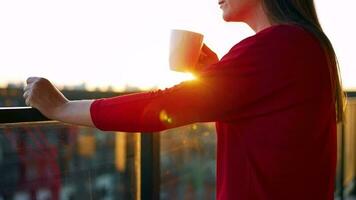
[141,133,160,200]
[339,122,345,200]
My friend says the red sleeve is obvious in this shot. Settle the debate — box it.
[90,25,327,132]
[90,65,243,132]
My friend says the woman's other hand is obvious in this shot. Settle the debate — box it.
[23,77,69,119]
[196,44,219,71]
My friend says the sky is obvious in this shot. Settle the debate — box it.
[0,0,355,91]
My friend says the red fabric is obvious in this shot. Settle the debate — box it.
[90,24,336,200]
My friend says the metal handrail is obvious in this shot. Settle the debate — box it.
[347,91,356,98]
[0,107,53,128]
[0,89,133,125]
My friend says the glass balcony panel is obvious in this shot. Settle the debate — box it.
[160,123,216,200]
[0,124,139,200]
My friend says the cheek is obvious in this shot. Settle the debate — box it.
[223,0,256,21]
[222,5,242,22]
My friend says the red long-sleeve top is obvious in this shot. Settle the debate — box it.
[90,24,336,200]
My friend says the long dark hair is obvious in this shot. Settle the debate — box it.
[262,0,345,122]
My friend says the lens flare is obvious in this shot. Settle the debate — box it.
[159,110,173,124]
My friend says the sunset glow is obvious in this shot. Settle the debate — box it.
[0,0,355,91]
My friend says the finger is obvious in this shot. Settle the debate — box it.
[25,97,31,107]
[22,90,31,99]
[200,50,207,57]
[23,83,32,92]
[23,90,29,99]
[198,52,207,62]
[201,44,216,57]
[26,77,39,84]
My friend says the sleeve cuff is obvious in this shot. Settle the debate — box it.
[90,99,105,130]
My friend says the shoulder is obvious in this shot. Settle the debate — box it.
[213,23,328,79]
[223,24,324,62]
[229,24,320,53]
[257,24,309,38]
[256,24,321,48]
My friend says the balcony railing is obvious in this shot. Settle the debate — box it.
[0,90,160,200]
[0,92,356,200]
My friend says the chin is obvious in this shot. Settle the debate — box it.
[223,13,244,22]
[222,12,240,22]
[222,16,230,22]
[222,13,233,22]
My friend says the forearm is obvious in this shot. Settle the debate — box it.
[54,100,95,128]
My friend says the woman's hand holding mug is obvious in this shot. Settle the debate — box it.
[196,44,219,71]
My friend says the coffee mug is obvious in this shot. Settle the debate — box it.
[169,29,204,72]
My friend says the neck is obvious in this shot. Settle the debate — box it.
[244,3,273,33]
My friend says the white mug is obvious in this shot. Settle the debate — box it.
[169,29,204,72]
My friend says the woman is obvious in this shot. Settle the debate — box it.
[23,0,344,199]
